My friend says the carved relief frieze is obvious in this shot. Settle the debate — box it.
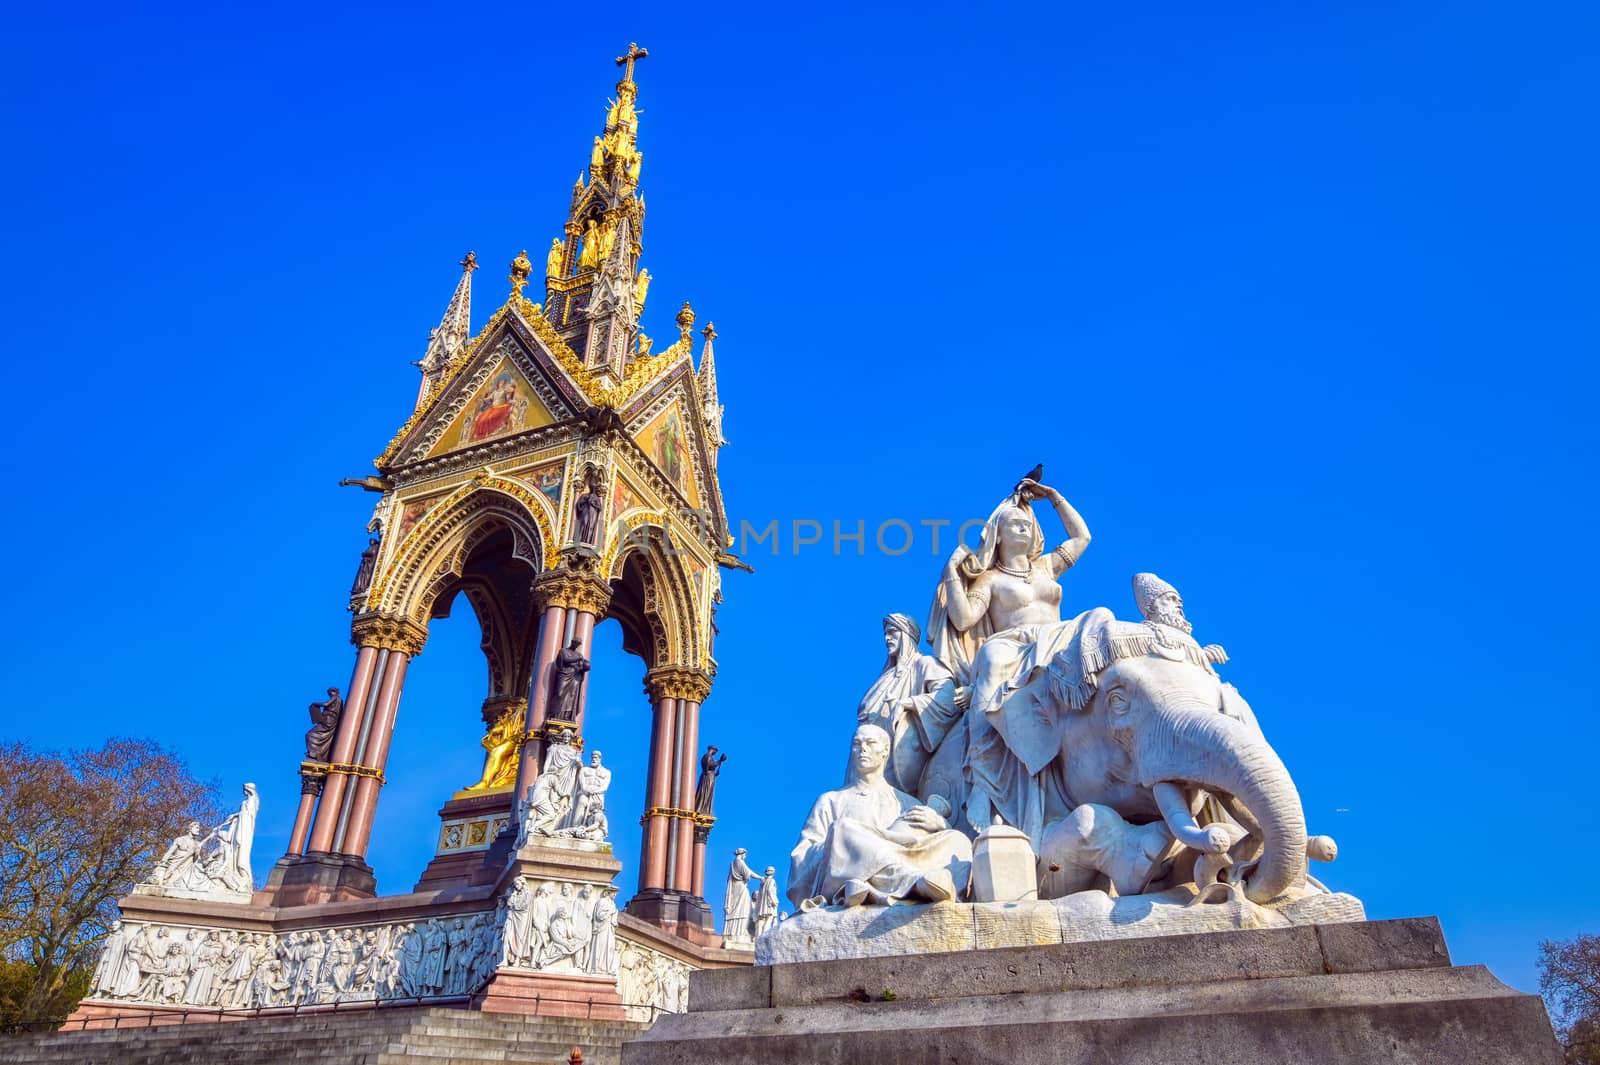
[83,911,500,1011]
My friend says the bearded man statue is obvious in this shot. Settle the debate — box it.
[855,614,961,795]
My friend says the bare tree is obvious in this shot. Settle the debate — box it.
[1540,933,1600,1065]
[0,739,220,1025]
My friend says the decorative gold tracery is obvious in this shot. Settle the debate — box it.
[367,477,556,624]
[604,519,705,671]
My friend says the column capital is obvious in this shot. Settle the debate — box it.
[532,556,613,615]
[350,612,429,655]
[643,665,712,703]
[298,766,327,796]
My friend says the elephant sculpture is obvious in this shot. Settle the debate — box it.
[950,607,1331,905]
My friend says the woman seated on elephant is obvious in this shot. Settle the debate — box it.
[928,477,1090,836]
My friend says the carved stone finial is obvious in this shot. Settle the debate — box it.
[676,301,695,337]
[701,321,717,341]
[509,250,533,297]
[460,250,478,272]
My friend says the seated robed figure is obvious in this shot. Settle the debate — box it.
[787,724,973,909]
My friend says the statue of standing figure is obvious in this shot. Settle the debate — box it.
[304,688,342,763]
[207,783,259,894]
[549,639,590,724]
[350,537,380,597]
[753,867,780,938]
[722,848,755,947]
[574,466,605,546]
[694,746,727,815]
[559,751,612,840]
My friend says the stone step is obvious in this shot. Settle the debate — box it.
[0,1006,649,1065]
[628,918,1564,1065]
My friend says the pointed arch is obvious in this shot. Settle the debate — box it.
[370,477,557,625]
[603,514,705,670]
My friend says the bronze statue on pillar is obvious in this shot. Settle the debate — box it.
[305,688,343,763]
[574,466,605,547]
[549,638,590,724]
[350,537,380,597]
[694,745,727,815]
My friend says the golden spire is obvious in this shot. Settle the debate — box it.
[546,48,652,348]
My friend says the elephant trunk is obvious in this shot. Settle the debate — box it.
[1136,709,1307,904]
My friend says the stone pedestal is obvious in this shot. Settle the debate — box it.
[478,969,627,1020]
[264,851,377,906]
[626,888,717,947]
[970,824,1037,903]
[413,789,517,890]
[623,918,1563,1065]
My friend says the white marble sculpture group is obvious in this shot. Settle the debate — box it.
[719,850,780,948]
[136,783,260,902]
[517,735,612,845]
[781,475,1351,942]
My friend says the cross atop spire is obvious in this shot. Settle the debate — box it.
[615,42,649,83]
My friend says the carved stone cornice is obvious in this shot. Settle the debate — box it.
[350,612,430,656]
[532,555,613,615]
[480,694,525,727]
[643,665,712,703]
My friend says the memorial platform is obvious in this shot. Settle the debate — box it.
[624,918,1563,1064]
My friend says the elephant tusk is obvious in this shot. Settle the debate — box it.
[1187,880,1242,907]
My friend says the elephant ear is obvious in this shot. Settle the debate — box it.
[988,609,1116,777]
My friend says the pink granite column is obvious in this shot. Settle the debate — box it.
[337,651,411,858]
[672,699,702,892]
[285,776,322,856]
[691,830,708,898]
[512,603,568,804]
[569,610,598,732]
[305,644,381,854]
[639,692,677,891]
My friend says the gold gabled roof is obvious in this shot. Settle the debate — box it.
[373,295,691,469]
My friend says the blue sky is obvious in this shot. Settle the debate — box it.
[2,1,1596,995]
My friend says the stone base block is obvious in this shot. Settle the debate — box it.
[759,883,1367,963]
[627,918,1563,1065]
[478,968,627,1021]
[413,792,517,891]
[626,889,717,947]
[265,852,377,906]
